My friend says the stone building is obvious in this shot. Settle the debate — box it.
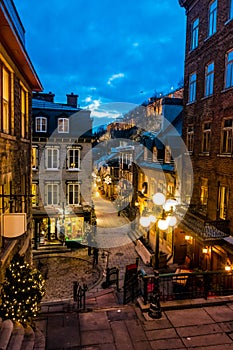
[0,0,42,281]
[31,92,94,247]
[179,0,233,270]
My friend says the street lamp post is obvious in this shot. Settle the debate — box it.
[139,192,178,319]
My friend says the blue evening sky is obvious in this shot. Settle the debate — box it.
[14,0,186,127]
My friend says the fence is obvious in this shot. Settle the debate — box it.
[102,267,119,290]
[140,271,233,305]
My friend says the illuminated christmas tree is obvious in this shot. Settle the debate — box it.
[0,254,45,325]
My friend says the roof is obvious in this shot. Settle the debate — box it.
[32,99,81,111]
[0,0,42,91]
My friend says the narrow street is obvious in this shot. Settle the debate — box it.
[93,196,135,249]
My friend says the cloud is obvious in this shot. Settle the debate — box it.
[107,73,125,86]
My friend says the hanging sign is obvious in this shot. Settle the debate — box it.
[1,213,27,238]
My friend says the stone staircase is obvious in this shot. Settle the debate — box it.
[33,243,71,258]
[0,318,45,350]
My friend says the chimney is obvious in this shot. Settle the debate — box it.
[66,92,79,108]
[33,91,55,103]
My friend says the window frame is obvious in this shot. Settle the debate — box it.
[1,63,13,135]
[58,117,69,133]
[202,122,211,153]
[230,0,233,20]
[35,116,47,133]
[20,85,29,139]
[221,118,233,154]
[32,146,38,170]
[208,0,217,37]
[67,182,81,205]
[225,49,233,89]
[191,17,199,50]
[187,125,194,153]
[32,182,39,207]
[67,147,81,170]
[205,62,214,96]
[45,147,59,170]
[45,182,59,206]
[189,72,197,103]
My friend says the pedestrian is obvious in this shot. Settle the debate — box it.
[93,247,99,267]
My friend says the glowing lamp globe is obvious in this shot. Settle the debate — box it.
[158,218,169,231]
[153,193,166,205]
[139,216,150,227]
[149,214,156,223]
[167,215,177,227]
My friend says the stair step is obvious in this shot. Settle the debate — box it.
[20,325,35,350]
[33,328,45,350]
[7,322,24,350]
[0,319,14,350]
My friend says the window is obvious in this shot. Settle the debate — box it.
[222,118,233,153]
[58,118,69,133]
[67,148,80,170]
[164,145,171,163]
[45,147,59,169]
[67,183,80,205]
[208,0,217,37]
[45,183,59,205]
[230,0,233,20]
[32,146,38,169]
[2,66,12,134]
[187,125,194,152]
[218,185,228,219]
[32,183,38,206]
[152,147,158,162]
[202,122,211,153]
[21,86,28,138]
[143,147,148,160]
[36,116,47,132]
[205,62,214,96]
[191,18,199,50]
[225,50,233,89]
[200,178,208,207]
[189,72,196,103]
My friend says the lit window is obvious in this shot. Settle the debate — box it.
[32,183,38,207]
[45,147,59,169]
[36,116,47,132]
[200,178,208,207]
[189,72,196,103]
[187,125,194,152]
[202,122,211,153]
[152,146,158,162]
[225,50,233,89]
[218,185,228,220]
[32,146,38,169]
[67,148,80,170]
[191,18,199,50]
[2,66,11,134]
[208,0,217,37]
[205,62,214,96]
[21,86,28,138]
[164,145,171,163]
[67,183,80,205]
[58,118,69,133]
[45,183,59,205]
[221,118,233,153]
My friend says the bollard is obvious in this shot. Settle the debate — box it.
[148,271,162,319]
[73,281,78,302]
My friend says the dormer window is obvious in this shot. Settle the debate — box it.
[58,118,69,133]
[152,146,158,162]
[36,116,47,132]
[164,145,171,163]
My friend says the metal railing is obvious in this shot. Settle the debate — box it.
[140,271,233,304]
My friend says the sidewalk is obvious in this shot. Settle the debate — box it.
[36,288,233,350]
